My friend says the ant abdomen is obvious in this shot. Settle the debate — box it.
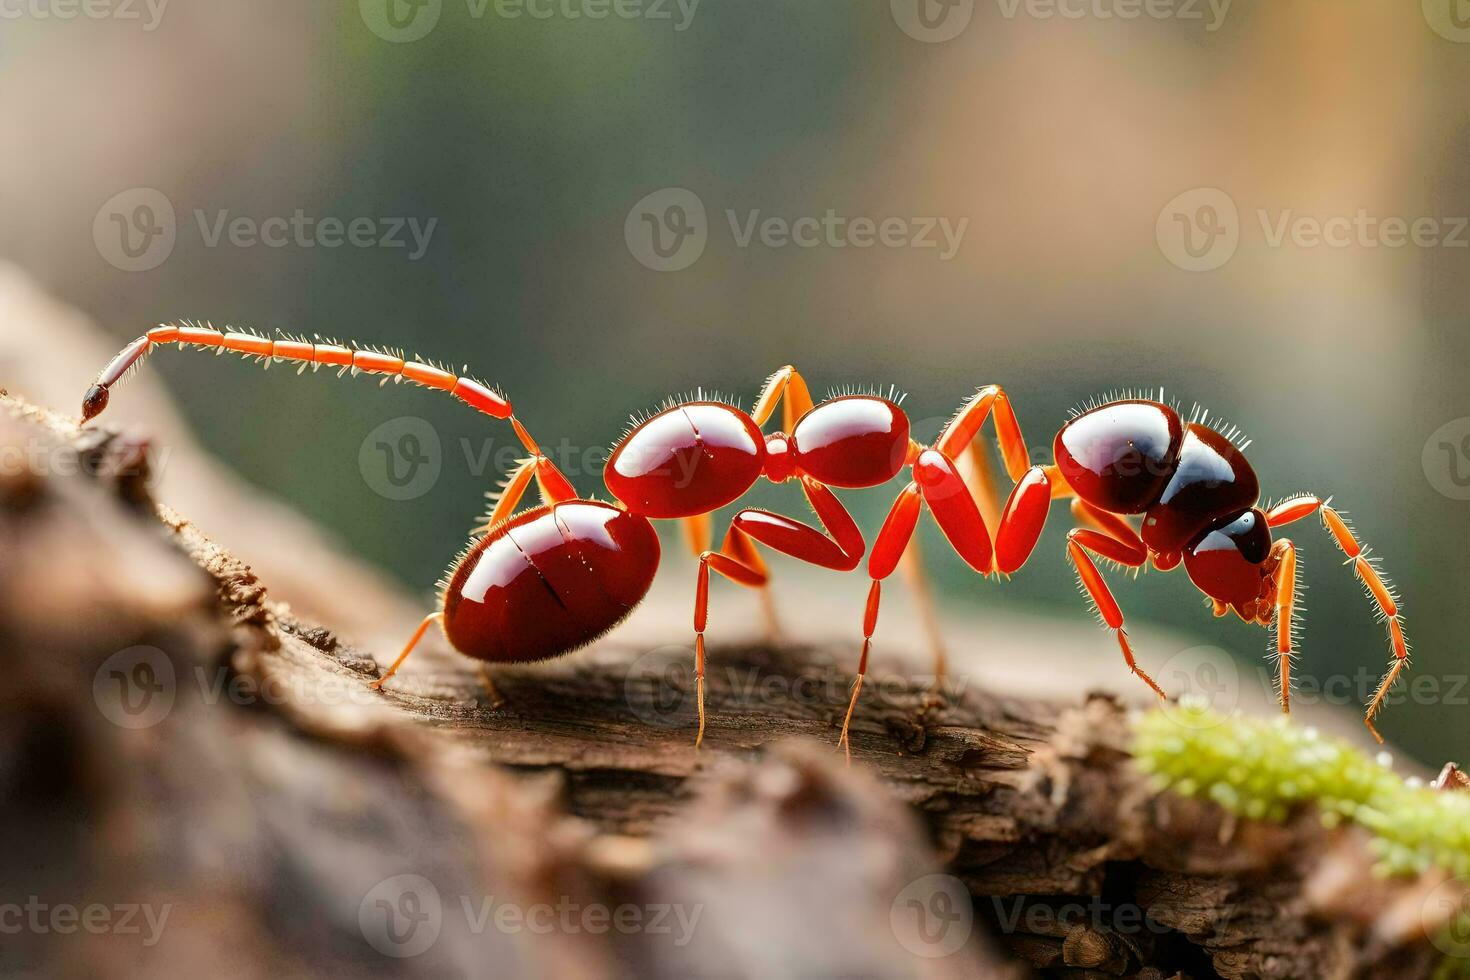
[442,501,660,663]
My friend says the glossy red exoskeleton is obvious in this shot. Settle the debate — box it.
[82,326,1411,749]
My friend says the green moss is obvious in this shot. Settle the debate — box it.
[1133,701,1470,879]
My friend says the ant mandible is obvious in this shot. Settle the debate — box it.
[80,322,914,746]
[839,388,1410,751]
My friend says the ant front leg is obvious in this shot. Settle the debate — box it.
[375,454,576,695]
[691,476,864,748]
[1267,495,1409,743]
[474,454,576,534]
[1063,509,1167,701]
[1268,538,1299,714]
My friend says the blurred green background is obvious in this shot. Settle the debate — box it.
[2,1,1466,765]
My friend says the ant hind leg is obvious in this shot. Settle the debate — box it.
[370,612,444,690]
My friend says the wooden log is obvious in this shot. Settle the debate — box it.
[0,390,1452,979]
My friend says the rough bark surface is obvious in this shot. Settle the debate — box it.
[0,391,1452,979]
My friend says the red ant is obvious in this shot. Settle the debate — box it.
[83,325,1411,749]
[842,389,1410,749]
[81,322,912,746]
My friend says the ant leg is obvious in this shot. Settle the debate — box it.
[1270,539,1298,714]
[1267,495,1408,743]
[842,483,922,761]
[958,440,1004,535]
[931,385,1059,571]
[897,534,948,682]
[913,449,1055,576]
[1064,527,1166,700]
[935,384,1032,484]
[692,477,865,746]
[839,455,1052,760]
[693,546,769,748]
[370,612,444,690]
[681,513,712,556]
[720,521,783,643]
[475,455,576,534]
[751,364,814,431]
[725,476,865,572]
[684,512,781,642]
[475,664,506,709]
[1070,499,1146,552]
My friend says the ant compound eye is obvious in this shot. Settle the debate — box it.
[1183,508,1272,606]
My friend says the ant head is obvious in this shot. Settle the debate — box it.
[784,395,910,489]
[1183,508,1272,608]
